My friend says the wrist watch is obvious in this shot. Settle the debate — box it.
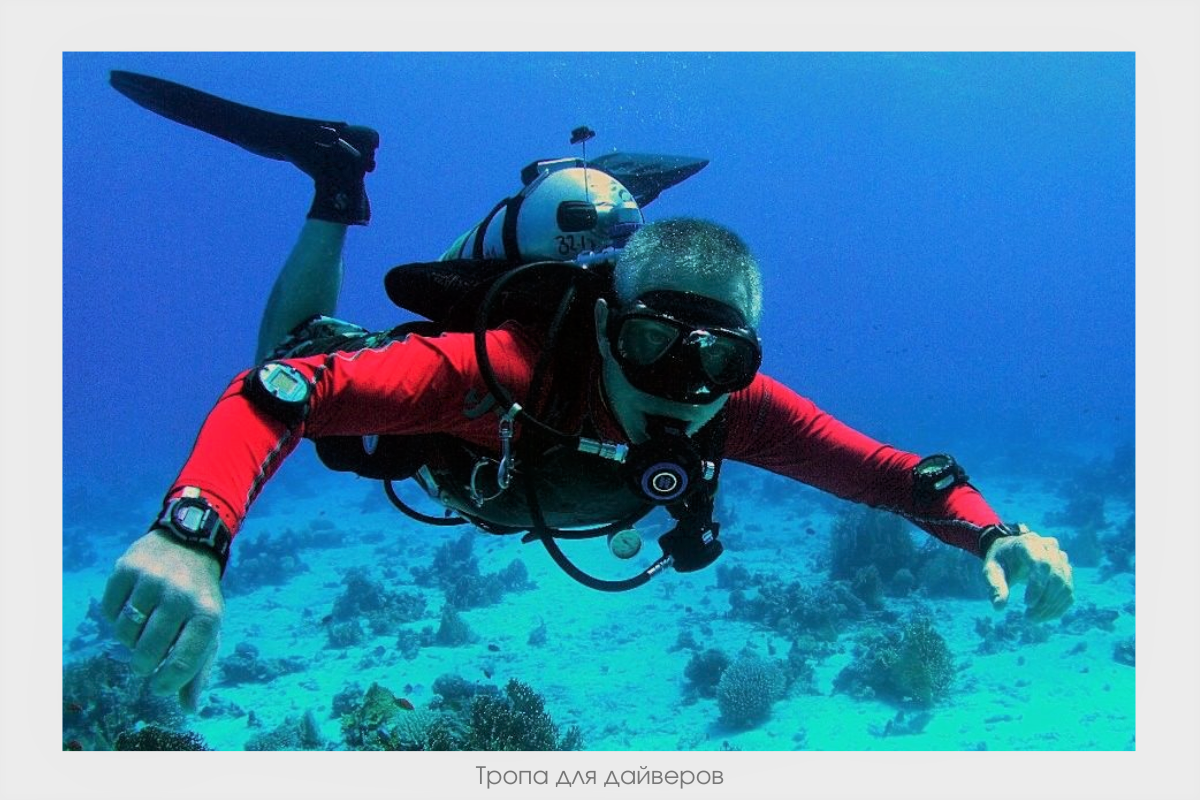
[154,492,232,576]
[912,453,969,507]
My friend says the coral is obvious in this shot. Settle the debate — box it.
[395,628,425,660]
[340,683,411,750]
[828,506,916,585]
[222,531,310,596]
[527,619,549,647]
[974,612,1051,654]
[330,683,364,719]
[216,642,307,686]
[715,563,754,591]
[1059,602,1120,635]
[326,619,367,649]
[868,709,933,738]
[245,710,325,751]
[113,725,210,751]
[851,564,885,609]
[728,577,866,641]
[1100,513,1135,580]
[715,653,786,729]
[197,693,247,720]
[461,679,582,751]
[343,679,579,751]
[412,532,534,610]
[683,648,732,700]
[783,640,820,695]
[1113,636,1135,667]
[63,653,185,751]
[329,566,427,636]
[434,604,477,646]
[889,568,916,597]
[913,542,991,600]
[430,674,500,714]
[222,520,349,596]
[834,614,955,707]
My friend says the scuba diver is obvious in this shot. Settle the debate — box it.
[99,72,1075,711]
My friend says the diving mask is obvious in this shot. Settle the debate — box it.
[607,290,762,404]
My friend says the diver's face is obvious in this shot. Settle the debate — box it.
[594,297,734,443]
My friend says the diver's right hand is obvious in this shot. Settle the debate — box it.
[100,529,225,712]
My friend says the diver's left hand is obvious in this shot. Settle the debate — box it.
[983,529,1074,621]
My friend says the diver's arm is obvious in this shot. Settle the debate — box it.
[101,324,539,707]
[724,374,1073,618]
[255,220,348,362]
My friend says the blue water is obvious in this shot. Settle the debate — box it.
[62,52,1134,754]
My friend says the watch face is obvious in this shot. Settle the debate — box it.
[917,455,951,477]
[173,502,209,537]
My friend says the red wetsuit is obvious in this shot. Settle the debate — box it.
[167,322,1002,557]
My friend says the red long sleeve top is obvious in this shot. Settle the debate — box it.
[167,322,1002,557]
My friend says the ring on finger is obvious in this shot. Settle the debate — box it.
[122,605,150,626]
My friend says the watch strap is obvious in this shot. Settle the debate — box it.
[155,491,232,577]
[978,522,1028,558]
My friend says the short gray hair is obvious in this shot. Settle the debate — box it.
[613,218,763,325]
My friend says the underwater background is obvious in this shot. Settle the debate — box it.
[62,52,1134,753]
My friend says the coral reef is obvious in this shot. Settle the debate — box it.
[113,725,210,751]
[216,642,307,686]
[341,678,580,751]
[715,652,786,729]
[827,506,917,587]
[834,614,955,707]
[973,611,1052,654]
[1059,602,1120,635]
[457,679,582,751]
[434,604,478,646]
[63,652,185,751]
[682,648,732,701]
[1100,513,1135,580]
[223,518,349,596]
[715,563,754,591]
[430,674,500,713]
[1112,636,1135,667]
[728,577,866,641]
[245,709,326,751]
[328,566,427,638]
[411,532,535,609]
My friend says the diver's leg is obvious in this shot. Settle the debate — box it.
[256,220,348,362]
[254,125,381,361]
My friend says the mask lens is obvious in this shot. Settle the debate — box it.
[698,335,755,386]
[617,317,681,365]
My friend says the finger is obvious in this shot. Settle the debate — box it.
[129,603,187,677]
[99,568,136,623]
[180,638,219,713]
[982,558,1010,609]
[1041,580,1075,620]
[150,613,221,697]
[1023,569,1050,618]
[111,585,162,648]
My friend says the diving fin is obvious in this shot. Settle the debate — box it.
[590,151,709,206]
[109,70,379,225]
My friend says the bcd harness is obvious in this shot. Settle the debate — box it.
[290,256,730,592]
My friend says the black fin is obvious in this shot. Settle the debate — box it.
[109,70,350,162]
[109,70,379,224]
[590,152,710,206]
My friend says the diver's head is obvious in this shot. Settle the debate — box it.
[441,159,644,263]
[594,218,764,442]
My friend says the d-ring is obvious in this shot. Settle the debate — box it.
[122,605,149,626]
